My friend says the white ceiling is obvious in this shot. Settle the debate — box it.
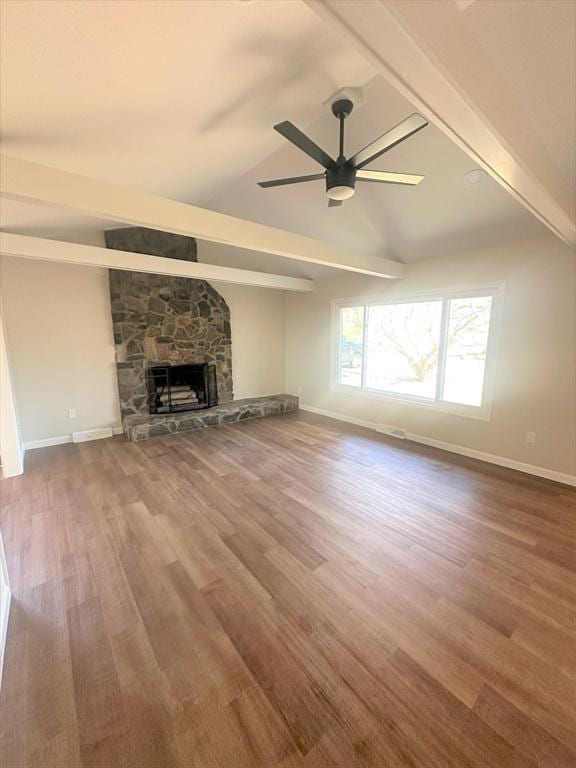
[467,0,575,203]
[207,74,547,264]
[387,0,576,214]
[0,0,373,211]
[0,0,569,270]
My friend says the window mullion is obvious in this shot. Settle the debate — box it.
[436,299,450,403]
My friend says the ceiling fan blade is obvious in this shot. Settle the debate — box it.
[274,121,335,169]
[258,173,325,188]
[350,114,428,170]
[328,198,343,207]
[356,170,424,186]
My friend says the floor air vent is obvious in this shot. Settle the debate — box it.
[376,424,407,440]
[72,427,113,444]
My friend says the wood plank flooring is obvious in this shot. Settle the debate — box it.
[1,411,575,767]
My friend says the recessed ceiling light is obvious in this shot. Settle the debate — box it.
[464,169,487,186]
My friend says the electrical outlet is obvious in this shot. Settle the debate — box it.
[68,408,77,419]
[526,431,536,444]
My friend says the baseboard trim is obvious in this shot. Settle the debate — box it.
[299,405,375,430]
[299,404,576,487]
[407,433,576,487]
[24,425,124,450]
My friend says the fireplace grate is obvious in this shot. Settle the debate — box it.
[147,363,218,414]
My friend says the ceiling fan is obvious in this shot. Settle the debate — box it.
[258,98,428,207]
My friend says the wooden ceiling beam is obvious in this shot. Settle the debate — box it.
[0,233,316,292]
[0,154,405,279]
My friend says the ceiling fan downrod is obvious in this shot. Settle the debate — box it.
[332,97,353,161]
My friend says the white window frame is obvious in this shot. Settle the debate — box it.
[330,282,505,422]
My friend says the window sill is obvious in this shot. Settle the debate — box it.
[329,383,493,422]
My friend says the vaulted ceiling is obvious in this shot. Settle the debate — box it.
[0,0,373,198]
[0,0,572,271]
[206,74,546,264]
[383,0,576,214]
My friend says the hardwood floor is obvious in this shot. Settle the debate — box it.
[1,411,575,767]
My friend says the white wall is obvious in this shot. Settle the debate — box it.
[0,252,286,445]
[1,256,122,444]
[217,283,285,399]
[0,303,24,476]
[285,235,576,478]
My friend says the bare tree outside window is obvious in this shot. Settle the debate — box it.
[336,294,494,406]
[366,301,442,398]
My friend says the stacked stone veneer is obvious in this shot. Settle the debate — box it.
[105,227,233,421]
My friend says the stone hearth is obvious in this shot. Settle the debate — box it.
[123,394,299,441]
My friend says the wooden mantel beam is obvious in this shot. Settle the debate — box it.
[0,155,405,280]
[0,233,316,292]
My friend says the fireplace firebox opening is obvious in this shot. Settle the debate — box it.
[147,363,218,414]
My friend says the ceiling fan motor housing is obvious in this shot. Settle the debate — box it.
[331,98,354,119]
[326,162,356,200]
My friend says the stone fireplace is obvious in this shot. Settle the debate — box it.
[105,227,233,419]
[105,226,298,441]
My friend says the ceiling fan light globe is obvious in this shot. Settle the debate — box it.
[327,185,355,200]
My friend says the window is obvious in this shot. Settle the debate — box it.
[333,285,501,419]
[365,301,442,399]
[338,306,364,387]
[442,296,493,407]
